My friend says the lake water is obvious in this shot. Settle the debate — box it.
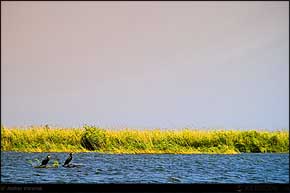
[1,152,289,184]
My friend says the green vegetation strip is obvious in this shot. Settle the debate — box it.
[1,126,289,154]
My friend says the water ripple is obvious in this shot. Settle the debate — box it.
[1,152,289,183]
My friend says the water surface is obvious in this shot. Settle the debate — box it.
[1,152,288,183]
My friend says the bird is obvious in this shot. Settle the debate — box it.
[63,153,73,166]
[40,155,50,166]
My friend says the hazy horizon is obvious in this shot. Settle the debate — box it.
[1,1,289,129]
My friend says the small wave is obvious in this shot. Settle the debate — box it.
[136,167,144,172]
[153,166,165,172]
[95,168,104,174]
[167,176,182,183]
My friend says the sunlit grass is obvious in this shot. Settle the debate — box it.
[1,126,87,152]
[1,125,288,154]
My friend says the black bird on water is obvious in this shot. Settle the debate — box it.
[63,153,73,166]
[40,155,50,166]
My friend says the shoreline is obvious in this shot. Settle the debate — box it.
[3,150,289,154]
[0,150,239,154]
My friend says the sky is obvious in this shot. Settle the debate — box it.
[1,1,289,129]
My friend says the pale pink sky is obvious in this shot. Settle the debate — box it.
[1,1,289,129]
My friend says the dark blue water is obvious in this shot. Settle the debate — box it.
[1,152,289,183]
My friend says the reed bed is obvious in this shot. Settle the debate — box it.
[1,126,87,152]
[1,125,289,154]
